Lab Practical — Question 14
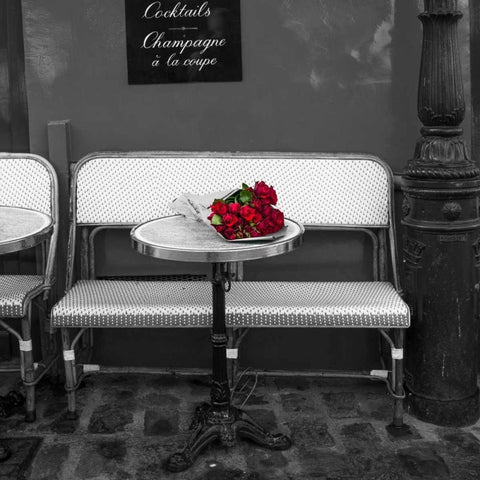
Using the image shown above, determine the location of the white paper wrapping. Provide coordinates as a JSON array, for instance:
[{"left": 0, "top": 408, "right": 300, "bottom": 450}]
[{"left": 170, "top": 189, "right": 237, "bottom": 226}]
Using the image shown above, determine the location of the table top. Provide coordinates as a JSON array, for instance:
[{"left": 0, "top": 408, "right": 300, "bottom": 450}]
[
  {"left": 131, "top": 215, "right": 304, "bottom": 264},
  {"left": 0, "top": 206, "right": 53, "bottom": 255}
]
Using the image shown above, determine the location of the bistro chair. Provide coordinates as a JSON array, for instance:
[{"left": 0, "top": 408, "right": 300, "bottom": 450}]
[{"left": 0, "top": 153, "right": 59, "bottom": 421}]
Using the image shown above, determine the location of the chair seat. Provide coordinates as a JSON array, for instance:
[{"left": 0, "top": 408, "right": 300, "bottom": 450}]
[
  {"left": 51, "top": 280, "right": 409, "bottom": 328},
  {"left": 0, "top": 275, "right": 45, "bottom": 317}
]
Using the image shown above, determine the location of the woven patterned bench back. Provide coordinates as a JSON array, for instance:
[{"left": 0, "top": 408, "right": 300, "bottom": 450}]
[
  {"left": 0, "top": 154, "right": 55, "bottom": 216},
  {"left": 73, "top": 152, "right": 392, "bottom": 227}
]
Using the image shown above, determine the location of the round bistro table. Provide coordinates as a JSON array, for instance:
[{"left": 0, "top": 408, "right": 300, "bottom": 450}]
[
  {"left": 0, "top": 206, "right": 53, "bottom": 462},
  {"left": 131, "top": 215, "right": 304, "bottom": 472},
  {"left": 0, "top": 206, "right": 53, "bottom": 256}
]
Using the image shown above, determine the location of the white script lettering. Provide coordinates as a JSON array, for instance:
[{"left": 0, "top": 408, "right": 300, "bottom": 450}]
[{"left": 143, "top": 1, "right": 210, "bottom": 19}]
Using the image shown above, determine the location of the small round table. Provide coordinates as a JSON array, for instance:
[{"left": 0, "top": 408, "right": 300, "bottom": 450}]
[
  {"left": 0, "top": 206, "right": 53, "bottom": 256},
  {"left": 131, "top": 215, "right": 304, "bottom": 472},
  {"left": 0, "top": 205, "right": 53, "bottom": 462}
]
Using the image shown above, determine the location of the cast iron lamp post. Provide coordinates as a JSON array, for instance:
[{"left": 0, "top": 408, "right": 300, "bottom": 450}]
[{"left": 402, "top": 0, "right": 480, "bottom": 426}]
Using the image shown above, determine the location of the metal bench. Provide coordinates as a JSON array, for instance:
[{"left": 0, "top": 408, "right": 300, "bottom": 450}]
[{"left": 51, "top": 151, "right": 409, "bottom": 427}]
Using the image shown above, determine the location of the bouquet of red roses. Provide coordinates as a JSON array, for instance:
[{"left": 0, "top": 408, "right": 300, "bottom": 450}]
[{"left": 208, "top": 181, "right": 285, "bottom": 240}]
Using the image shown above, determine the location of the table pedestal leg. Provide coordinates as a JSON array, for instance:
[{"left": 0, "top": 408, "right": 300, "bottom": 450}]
[{"left": 166, "top": 263, "right": 291, "bottom": 473}]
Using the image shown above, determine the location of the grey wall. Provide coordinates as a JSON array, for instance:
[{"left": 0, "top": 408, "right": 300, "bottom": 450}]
[
  {"left": 19, "top": 0, "right": 472, "bottom": 370},
  {"left": 21, "top": 0, "right": 428, "bottom": 172}
]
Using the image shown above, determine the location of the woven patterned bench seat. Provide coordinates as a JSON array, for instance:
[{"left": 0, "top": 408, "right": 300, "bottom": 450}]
[
  {"left": 0, "top": 275, "right": 44, "bottom": 317},
  {"left": 51, "top": 280, "right": 409, "bottom": 329},
  {"left": 51, "top": 280, "right": 212, "bottom": 328},
  {"left": 228, "top": 281, "right": 409, "bottom": 328}
]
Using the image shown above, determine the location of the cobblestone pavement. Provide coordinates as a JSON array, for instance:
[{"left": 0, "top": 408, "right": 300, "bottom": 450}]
[{"left": 1, "top": 372, "right": 480, "bottom": 479}]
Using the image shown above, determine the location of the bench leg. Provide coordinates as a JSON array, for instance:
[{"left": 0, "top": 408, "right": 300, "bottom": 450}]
[
  {"left": 20, "top": 307, "right": 36, "bottom": 422},
  {"left": 48, "top": 328, "right": 60, "bottom": 381},
  {"left": 61, "top": 328, "right": 78, "bottom": 418},
  {"left": 392, "top": 329, "right": 405, "bottom": 428},
  {"left": 227, "top": 328, "right": 236, "bottom": 389}
]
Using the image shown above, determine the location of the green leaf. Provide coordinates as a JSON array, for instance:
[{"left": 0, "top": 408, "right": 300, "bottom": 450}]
[
  {"left": 239, "top": 189, "right": 252, "bottom": 204},
  {"left": 211, "top": 214, "right": 223, "bottom": 225},
  {"left": 242, "top": 183, "right": 250, "bottom": 190}
]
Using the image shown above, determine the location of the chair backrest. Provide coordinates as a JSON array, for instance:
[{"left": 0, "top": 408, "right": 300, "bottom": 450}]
[
  {"left": 73, "top": 152, "right": 392, "bottom": 228},
  {"left": 0, "top": 153, "right": 59, "bottom": 287},
  {"left": 0, "top": 154, "right": 55, "bottom": 216}
]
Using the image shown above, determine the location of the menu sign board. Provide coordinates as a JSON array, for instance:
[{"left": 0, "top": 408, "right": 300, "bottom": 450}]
[{"left": 125, "top": 0, "right": 242, "bottom": 84}]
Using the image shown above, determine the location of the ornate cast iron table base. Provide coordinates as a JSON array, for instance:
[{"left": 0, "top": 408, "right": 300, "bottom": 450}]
[
  {"left": 166, "top": 264, "right": 292, "bottom": 473},
  {"left": 167, "top": 403, "right": 291, "bottom": 472}
]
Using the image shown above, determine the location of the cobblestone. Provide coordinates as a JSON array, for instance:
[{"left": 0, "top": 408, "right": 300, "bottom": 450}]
[
  {"left": 397, "top": 444, "right": 450, "bottom": 479},
  {"left": 143, "top": 408, "right": 178, "bottom": 436},
  {"left": 288, "top": 417, "right": 335, "bottom": 449},
  {"left": 74, "top": 439, "right": 128, "bottom": 479},
  {"left": 242, "top": 409, "right": 278, "bottom": 433},
  {"left": 97, "top": 440, "right": 127, "bottom": 460},
  {"left": 341, "top": 422, "right": 381, "bottom": 453},
  {"left": 280, "top": 392, "right": 316, "bottom": 412},
  {"left": 439, "top": 429, "right": 480, "bottom": 454},
  {"left": 27, "top": 443, "right": 69, "bottom": 480},
  {"left": 88, "top": 404, "right": 134, "bottom": 434},
  {"left": 323, "top": 391, "right": 360, "bottom": 418}
]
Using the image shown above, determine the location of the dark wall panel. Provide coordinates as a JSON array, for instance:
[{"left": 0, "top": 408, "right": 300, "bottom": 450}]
[{"left": 0, "top": 0, "right": 29, "bottom": 152}]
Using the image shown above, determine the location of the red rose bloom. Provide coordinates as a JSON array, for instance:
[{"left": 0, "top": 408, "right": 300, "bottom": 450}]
[
  {"left": 214, "top": 225, "right": 225, "bottom": 233},
  {"left": 254, "top": 181, "right": 271, "bottom": 199},
  {"left": 267, "top": 218, "right": 278, "bottom": 233},
  {"left": 222, "top": 213, "right": 239, "bottom": 227},
  {"left": 223, "top": 228, "right": 236, "bottom": 240},
  {"left": 240, "top": 205, "right": 256, "bottom": 222},
  {"left": 211, "top": 201, "right": 227, "bottom": 216},
  {"left": 269, "top": 187, "right": 278, "bottom": 206},
  {"left": 252, "top": 198, "right": 263, "bottom": 210},
  {"left": 257, "top": 219, "right": 275, "bottom": 235},
  {"left": 251, "top": 211, "right": 262, "bottom": 224},
  {"left": 262, "top": 204, "right": 273, "bottom": 216},
  {"left": 271, "top": 209, "right": 284, "bottom": 227},
  {"left": 229, "top": 202, "right": 241, "bottom": 214}
]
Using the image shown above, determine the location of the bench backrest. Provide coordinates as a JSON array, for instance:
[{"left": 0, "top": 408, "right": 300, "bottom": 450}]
[
  {"left": 67, "top": 152, "right": 399, "bottom": 290},
  {"left": 72, "top": 152, "right": 392, "bottom": 228}
]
